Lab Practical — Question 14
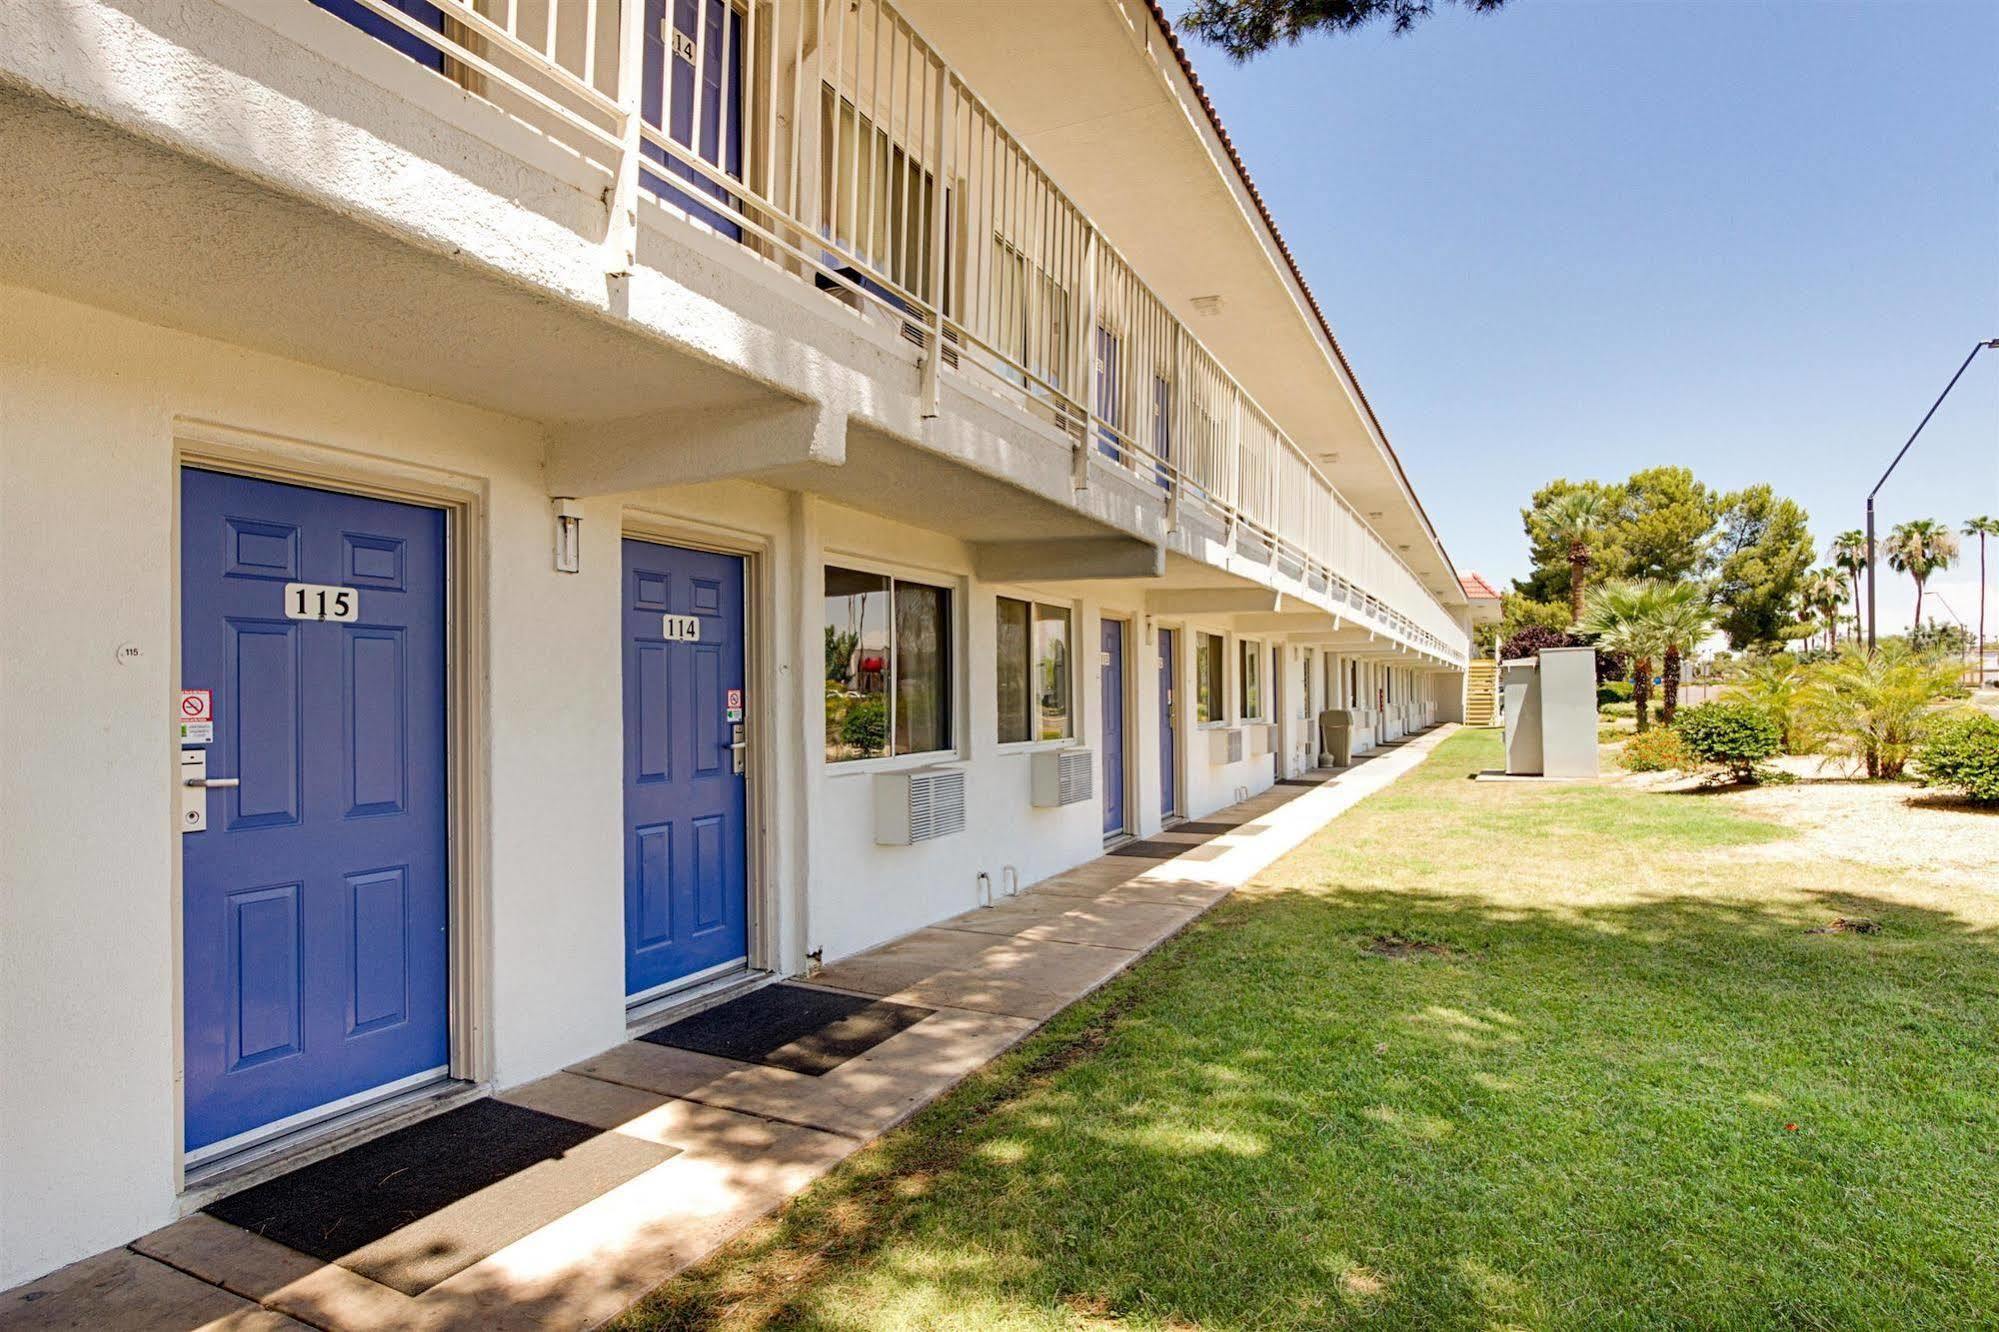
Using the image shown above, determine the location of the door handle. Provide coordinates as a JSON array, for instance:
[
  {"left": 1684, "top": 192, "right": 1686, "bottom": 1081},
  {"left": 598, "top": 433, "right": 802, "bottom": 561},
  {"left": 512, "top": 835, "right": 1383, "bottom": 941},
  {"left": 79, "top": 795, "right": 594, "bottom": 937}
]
[{"left": 184, "top": 777, "right": 240, "bottom": 788}]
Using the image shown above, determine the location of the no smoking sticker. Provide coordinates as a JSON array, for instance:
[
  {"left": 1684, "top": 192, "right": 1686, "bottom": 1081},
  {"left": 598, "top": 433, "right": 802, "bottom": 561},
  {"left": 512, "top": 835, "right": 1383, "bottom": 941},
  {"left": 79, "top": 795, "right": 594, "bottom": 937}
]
[{"left": 180, "top": 689, "right": 214, "bottom": 746}]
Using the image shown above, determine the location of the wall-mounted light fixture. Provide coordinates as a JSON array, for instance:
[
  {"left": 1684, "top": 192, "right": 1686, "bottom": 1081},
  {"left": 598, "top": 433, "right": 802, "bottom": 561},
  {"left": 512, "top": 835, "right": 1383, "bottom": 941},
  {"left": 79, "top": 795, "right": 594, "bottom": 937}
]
[{"left": 553, "top": 497, "right": 583, "bottom": 574}]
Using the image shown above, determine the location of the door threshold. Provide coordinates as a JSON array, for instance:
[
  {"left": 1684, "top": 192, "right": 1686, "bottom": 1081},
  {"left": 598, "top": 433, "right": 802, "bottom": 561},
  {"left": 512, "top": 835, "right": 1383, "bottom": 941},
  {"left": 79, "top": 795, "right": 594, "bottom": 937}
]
[
  {"left": 626, "top": 966, "right": 773, "bottom": 1036},
  {"left": 180, "top": 1076, "right": 484, "bottom": 1210},
  {"left": 1102, "top": 831, "right": 1135, "bottom": 850}
]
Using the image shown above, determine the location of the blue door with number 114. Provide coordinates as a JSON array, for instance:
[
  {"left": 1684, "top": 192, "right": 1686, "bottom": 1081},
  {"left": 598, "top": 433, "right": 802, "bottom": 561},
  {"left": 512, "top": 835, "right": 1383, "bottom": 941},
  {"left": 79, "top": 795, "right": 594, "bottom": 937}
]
[{"left": 622, "top": 539, "right": 750, "bottom": 1000}]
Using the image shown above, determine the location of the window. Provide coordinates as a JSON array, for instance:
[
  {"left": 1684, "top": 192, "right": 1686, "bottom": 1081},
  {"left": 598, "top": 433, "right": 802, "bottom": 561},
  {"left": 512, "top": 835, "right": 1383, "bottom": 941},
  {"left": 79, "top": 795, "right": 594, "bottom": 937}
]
[
  {"left": 820, "top": 86, "right": 938, "bottom": 303},
  {"left": 995, "top": 598, "right": 1072, "bottom": 743},
  {"left": 1195, "top": 632, "right": 1224, "bottom": 724},
  {"left": 991, "top": 236, "right": 1071, "bottom": 391},
  {"left": 824, "top": 566, "right": 953, "bottom": 762},
  {"left": 1239, "top": 639, "right": 1264, "bottom": 720},
  {"left": 1093, "top": 325, "right": 1122, "bottom": 460},
  {"left": 1299, "top": 649, "right": 1315, "bottom": 719}
]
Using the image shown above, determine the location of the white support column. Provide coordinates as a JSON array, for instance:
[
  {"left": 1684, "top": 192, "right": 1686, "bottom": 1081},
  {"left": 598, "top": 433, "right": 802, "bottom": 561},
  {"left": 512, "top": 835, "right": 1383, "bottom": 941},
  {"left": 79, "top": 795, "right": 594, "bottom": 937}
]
[{"left": 602, "top": 0, "right": 648, "bottom": 276}]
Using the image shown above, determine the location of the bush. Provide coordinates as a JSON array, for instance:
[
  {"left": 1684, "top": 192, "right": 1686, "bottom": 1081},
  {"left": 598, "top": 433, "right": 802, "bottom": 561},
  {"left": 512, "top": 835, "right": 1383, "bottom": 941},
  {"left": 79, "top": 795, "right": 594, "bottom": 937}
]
[
  {"left": 1501, "top": 624, "right": 1577, "bottom": 661},
  {"left": 1674, "top": 701, "right": 1780, "bottom": 783},
  {"left": 839, "top": 695, "right": 888, "bottom": 756},
  {"left": 1619, "top": 727, "right": 1693, "bottom": 773},
  {"left": 1801, "top": 644, "right": 1961, "bottom": 779},
  {"left": 1915, "top": 713, "right": 1999, "bottom": 803},
  {"left": 1597, "top": 681, "right": 1634, "bottom": 706},
  {"left": 1600, "top": 700, "right": 1636, "bottom": 719}
]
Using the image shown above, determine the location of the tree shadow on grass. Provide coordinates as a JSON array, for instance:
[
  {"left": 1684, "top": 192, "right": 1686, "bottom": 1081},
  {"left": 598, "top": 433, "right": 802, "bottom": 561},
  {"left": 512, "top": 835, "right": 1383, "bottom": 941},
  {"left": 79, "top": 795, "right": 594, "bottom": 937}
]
[{"left": 613, "top": 884, "right": 1999, "bottom": 1332}]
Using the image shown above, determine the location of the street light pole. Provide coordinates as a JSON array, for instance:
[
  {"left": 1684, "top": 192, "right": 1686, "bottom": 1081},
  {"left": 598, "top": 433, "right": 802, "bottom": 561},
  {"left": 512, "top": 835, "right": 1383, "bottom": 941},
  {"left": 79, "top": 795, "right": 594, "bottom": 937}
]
[{"left": 1866, "top": 338, "right": 1999, "bottom": 652}]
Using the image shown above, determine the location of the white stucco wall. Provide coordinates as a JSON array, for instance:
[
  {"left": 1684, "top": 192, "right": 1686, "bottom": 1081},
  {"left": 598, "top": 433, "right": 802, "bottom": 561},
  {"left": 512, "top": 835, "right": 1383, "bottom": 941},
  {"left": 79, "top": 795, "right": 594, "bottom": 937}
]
[{"left": 0, "top": 286, "right": 630, "bottom": 1286}]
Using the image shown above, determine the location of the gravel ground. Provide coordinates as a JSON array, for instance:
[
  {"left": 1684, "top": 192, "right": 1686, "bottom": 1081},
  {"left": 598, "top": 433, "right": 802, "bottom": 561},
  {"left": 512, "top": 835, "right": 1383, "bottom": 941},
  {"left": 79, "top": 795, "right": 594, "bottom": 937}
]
[{"left": 1611, "top": 750, "right": 1999, "bottom": 891}]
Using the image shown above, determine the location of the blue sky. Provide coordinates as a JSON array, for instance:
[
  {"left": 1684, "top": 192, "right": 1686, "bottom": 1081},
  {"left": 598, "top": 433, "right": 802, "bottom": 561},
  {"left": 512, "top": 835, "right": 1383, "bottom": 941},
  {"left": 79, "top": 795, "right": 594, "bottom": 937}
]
[{"left": 1165, "top": 0, "right": 1998, "bottom": 633}]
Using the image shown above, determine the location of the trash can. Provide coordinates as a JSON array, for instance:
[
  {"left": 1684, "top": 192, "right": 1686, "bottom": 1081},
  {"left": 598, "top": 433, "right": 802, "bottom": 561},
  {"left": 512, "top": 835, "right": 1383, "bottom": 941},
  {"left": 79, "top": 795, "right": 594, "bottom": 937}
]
[{"left": 1318, "top": 708, "right": 1355, "bottom": 767}]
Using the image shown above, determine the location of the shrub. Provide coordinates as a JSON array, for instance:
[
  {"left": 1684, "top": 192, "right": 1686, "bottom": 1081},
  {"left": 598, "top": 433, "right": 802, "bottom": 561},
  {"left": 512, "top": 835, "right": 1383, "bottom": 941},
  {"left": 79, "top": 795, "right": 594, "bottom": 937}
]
[
  {"left": 1501, "top": 624, "right": 1576, "bottom": 661},
  {"left": 1723, "top": 653, "right": 1815, "bottom": 754},
  {"left": 839, "top": 695, "right": 888, "bottom": 756},
  {"left": 1600, "top": 700, "right": 1636, "bottom": 719},
  {"left": 1674, "top": 701, "right": 1780, "bottom": 783},
  {"left": 1914, "top": 713, "right": 1999, "bottom": 803},
  {"left": 1619, "top": 727, "right": 1693, "bottom": 773},
  {"left": 1801, "top": 644, "right": 1961, "bottom": 779},
  {"left": 1597, "top": 680, "right": 1634, "bottom": 706}
]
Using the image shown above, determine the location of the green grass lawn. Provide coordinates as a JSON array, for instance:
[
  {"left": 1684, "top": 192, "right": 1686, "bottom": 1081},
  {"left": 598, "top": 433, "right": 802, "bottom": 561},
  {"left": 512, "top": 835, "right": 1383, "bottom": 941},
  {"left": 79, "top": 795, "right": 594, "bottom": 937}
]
[{"left": 619, "top": 730, "right": 1999, "bottom": 1331}]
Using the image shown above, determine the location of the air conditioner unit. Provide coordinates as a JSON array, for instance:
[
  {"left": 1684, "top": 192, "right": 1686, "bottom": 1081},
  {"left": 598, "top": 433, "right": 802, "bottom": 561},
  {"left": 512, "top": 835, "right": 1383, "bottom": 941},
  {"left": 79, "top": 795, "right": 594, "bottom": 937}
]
[
  {"left": 1247, "top": 724, "right": 1275, "bottom": 757},
  {"left": 1208, "top": 727, "right": 1245, "bottom": 764},
  {"left": 1030, "top": 747, "right": 1094, "bottom": 807},
  {"left": 874, "top": 767, "right": 967, "bottom": 845}
]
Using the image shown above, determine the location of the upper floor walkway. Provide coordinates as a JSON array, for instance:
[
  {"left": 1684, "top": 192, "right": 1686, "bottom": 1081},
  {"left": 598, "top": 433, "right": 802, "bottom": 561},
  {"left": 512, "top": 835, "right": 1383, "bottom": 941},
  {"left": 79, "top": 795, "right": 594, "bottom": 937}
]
[{"left": 0, "top": 0, "right": 1470, "bottom": 664}]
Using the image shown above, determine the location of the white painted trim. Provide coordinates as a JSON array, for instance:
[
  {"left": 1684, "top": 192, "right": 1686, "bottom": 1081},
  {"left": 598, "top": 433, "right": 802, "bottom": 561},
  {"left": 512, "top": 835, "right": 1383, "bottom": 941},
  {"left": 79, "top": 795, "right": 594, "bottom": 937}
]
[{"left": 171, "top": 420, "right": 494, "bottom": 1193}]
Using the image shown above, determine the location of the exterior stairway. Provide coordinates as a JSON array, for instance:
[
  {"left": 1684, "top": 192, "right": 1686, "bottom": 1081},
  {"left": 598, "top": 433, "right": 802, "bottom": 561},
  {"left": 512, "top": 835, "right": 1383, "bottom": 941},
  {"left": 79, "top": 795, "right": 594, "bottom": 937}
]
[{"left": 1465, "top": 658, "right": 1499, "bottom": 726}]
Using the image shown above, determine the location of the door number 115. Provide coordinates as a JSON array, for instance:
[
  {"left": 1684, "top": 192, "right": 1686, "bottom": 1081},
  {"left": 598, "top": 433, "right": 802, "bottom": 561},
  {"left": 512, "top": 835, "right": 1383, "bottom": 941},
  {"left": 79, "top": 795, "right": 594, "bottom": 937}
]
[{"left": 284, "top": 582, "right": 359, "bottom": 623}]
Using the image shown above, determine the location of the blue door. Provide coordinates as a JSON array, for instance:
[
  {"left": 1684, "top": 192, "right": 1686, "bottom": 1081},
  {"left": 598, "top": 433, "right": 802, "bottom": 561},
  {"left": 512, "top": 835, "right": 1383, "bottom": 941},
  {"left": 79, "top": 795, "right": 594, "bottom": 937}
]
[
  {"left": 642, "top": 0, "right": 745, "bottom": 240},
  {"left": 1157, "top": 628, "right": 1177, "bottom": 819},
  {"left": 1100, "top": 618, "right": 1126, "bottom": 838},
  {"left": 622, "top": 539, "right": 750, "bottom": 1000},
  {"left": 309, "top": 0, "right": 446, "bottom": 70},
  {"left": 180, "top": 469, "right": 449, "bottom": 1156}
]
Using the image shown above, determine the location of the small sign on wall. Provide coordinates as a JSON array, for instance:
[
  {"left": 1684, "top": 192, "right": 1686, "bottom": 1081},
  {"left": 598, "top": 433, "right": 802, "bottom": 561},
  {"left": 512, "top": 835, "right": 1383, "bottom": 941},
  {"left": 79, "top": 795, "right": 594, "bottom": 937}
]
[
  {"left": 662, "top": 614, "right": 702, "bottom": 642},
  {"left": 725, "top": 687, "right": 744, "bottom": 722}
]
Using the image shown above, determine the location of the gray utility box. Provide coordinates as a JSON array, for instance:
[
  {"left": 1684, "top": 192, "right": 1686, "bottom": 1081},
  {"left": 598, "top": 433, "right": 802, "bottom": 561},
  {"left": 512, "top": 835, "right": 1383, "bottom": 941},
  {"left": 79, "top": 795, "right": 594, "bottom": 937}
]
[
  {"left": 1318, "top": 708, "right": 1355, "bottom": 768},
  {"left": 1501, "top": 659, "right": 1543, "bottom": 775},
  {"left": 1537, "top": 647, "right": 1600, "bottom": 779},
  {"left": 1501, "top": 646, "right": 1599, "bottom": 779}
]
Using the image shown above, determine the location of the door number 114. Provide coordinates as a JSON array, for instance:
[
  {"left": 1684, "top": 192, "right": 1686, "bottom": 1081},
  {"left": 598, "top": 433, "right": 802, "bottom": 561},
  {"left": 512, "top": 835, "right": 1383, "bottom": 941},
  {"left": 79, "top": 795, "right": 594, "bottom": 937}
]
[{"left": 284, "top": 582, "right": 359, "bottom": 623}]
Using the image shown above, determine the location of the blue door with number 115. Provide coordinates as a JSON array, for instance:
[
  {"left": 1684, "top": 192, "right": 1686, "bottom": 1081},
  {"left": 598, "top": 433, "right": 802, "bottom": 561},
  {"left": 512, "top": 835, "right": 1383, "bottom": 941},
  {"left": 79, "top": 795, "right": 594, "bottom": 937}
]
[{"left": 179, "top": 468, "right": 450, "bottom": 1157}]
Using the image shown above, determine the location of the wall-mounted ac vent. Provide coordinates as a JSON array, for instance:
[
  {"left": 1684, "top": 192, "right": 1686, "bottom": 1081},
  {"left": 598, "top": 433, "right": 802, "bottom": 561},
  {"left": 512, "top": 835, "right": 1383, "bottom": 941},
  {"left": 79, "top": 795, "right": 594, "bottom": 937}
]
[
  {"left": 1208, "top": 727, "right": 1245, "bottom": 765},
  {"left": 899, "top": 320, "right": 962, "bottom": 369},
  {"left": 874, "top": 767, "right": 967, "bottom": 845},
  {"left": 1030, "top": 748, "right": 1094, "bottom": 807}
]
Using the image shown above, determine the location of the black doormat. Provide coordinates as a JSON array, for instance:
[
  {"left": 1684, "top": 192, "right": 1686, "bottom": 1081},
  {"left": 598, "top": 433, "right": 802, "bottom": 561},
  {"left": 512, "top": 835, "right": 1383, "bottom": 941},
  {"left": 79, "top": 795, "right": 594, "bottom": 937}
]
[
  {"left": 205, "top": 1098, "right": 677, "bottom": 1296},
  {"left": 639, "top": 982, "right": 933, "bottom": 1075},
  {"left": 1107, "top": 838, "right": 1198, "bottom": 859},
  {"left": 1276, "top": 776, "right": 1331, "bottom": 787}
]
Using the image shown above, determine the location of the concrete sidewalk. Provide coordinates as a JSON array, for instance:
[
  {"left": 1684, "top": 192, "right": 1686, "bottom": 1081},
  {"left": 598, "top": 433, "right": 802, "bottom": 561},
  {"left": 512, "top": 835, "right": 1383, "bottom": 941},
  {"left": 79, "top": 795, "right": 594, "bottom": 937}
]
[{"left": 4, "top": 726, "right": 1457, "bottom": 1331}]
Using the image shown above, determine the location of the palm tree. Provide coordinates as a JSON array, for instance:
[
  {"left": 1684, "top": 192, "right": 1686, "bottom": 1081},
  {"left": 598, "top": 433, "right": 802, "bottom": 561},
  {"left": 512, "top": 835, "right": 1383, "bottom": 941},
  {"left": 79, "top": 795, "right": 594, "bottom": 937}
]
[
  {"left": 1724, "top": 653, "right": 1811, "bottom": 754},
  {"left": 1965, "top": 517, "right": 1998, "bottom": 686},
  {"left": 1581, "top": 580, "right": 1669, "bottom": 732},
  {"left": 1802, "top": 642, "right": 1960, "bottom": 779},
  {"left": 1830, "top": 530, "right": 1870, "bottom": 638},
  {"left": 1800, "top": 568, "right": 1845, "bottom": 651},
  {"left": 1645, "top": 582, "right": 1714, "bottom": 724},
  {"left": 1885, "top": 519, "right": 1959, "bottom": 633},
  {"left": 1545, "top": 489, "right": 1611, "bottom": 625}
]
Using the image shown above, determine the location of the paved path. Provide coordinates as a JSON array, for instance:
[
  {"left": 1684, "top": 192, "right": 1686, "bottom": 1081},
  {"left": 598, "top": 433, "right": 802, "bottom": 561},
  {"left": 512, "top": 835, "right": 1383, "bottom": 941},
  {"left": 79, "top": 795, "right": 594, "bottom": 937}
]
[{"left": 3, "top": 727, "right": 1458, "bottom": 1331}]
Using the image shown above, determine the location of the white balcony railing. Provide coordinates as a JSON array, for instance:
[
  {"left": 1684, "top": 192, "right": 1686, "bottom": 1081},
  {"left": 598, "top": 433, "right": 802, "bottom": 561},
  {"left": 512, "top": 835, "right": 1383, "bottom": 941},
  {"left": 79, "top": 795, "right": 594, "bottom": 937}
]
[{"left": 330, "top": 0, "right": 1467, "bottom": 662}]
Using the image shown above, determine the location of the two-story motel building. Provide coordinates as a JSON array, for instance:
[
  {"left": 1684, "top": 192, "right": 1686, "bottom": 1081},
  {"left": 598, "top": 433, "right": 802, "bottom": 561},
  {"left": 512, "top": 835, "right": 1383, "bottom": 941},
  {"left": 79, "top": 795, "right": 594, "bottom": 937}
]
[{"left": 0, "top": 0, "right": 1478, "bottom": 1287}]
